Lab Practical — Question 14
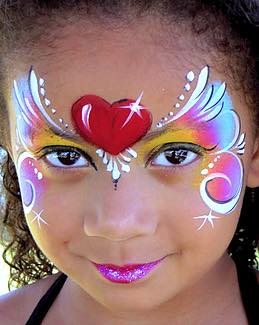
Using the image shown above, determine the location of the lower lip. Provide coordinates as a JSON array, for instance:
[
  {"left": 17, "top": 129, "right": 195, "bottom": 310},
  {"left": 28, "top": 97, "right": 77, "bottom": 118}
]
[{"left": 92, "top": 257, "right": 166, "bottom": 284}]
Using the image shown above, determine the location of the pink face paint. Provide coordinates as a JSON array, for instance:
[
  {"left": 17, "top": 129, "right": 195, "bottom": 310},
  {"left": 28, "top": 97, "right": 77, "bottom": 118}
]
[
  {"left": 17, "top": 152, "right": 48, "bottom": 228},
  {"left": 13, "top": 68, "right": 76, "bottom": 151},
  {"left": 157, "top": 66, "right": 245, "bottom": 229},
  {"left": 14, "top": 68, "right": 153, "bottom": 188}
]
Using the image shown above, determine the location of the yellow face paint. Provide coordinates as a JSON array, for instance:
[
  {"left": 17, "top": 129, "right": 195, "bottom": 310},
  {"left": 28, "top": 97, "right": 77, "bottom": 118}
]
[
  {"left": 137, "top": 128, "right": 205, "bottom": 164},
  {"left": 29, "top": 131, "right": 96, "bottom": 158}
]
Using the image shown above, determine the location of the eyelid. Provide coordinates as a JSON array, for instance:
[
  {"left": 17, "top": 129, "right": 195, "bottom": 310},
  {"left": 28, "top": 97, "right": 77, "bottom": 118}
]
[
  {"left": 39, "top": 145, "right": 97, "bottom": 170},
  {"left": 145, "top": 142, "right": 205, "bottom": 167}
]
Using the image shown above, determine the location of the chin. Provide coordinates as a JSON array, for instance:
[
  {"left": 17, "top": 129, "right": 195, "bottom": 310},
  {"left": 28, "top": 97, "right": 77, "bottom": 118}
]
[{"left": 92, "top": 286, "right": 170, "bottom": 313}]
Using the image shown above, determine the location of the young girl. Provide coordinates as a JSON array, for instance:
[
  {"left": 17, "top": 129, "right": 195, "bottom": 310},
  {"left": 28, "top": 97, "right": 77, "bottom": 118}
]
[{"left": 0, "top": 1, "right": 258, "bottom": 324}]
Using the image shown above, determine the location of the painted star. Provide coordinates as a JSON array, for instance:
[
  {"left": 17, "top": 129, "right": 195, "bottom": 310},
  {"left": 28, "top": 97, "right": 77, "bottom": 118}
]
[
  {"left": 193, "top": 210, "right": 220, "bottom": 230},
  {"left": 119, "top": 91, "right": 145, "bottom": 128},
  {"left": 31, "top": 209, "right": 49, "bottom": 229}
]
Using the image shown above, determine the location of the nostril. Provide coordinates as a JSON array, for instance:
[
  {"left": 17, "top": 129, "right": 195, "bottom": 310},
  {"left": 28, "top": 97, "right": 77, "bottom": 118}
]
[{"left": 83, "top": 213, "right": 157, "bottom": 241}]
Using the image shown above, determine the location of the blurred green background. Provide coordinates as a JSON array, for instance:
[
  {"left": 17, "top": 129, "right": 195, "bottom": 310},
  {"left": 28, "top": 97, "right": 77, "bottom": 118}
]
[{"left": 0, "top": 246, "right": 10, "bottom": 295}]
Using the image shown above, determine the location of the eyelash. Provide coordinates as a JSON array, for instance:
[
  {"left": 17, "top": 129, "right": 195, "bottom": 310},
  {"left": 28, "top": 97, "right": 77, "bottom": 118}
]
[
  {"left": 40, "top": 145, "right": 97, "bottom": 172},
  {"left": 146, "top": 142, "right": 205, "bottom": 169},
  {"left": 38, "top": 142, "right": 205, "bottom": 175}
]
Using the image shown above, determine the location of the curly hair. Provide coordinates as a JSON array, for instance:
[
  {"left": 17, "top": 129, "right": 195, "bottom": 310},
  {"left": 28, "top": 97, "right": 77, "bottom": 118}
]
[{"left": 0, "top": 0, "right": 258, "bottom": 291}]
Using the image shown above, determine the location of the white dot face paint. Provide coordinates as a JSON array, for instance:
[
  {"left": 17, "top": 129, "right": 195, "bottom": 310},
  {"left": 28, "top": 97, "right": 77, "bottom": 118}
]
[
  {"left": 17, "top": 152, "right": 49, "bottom": 229},
  {"left": 13, "top": 67, "right": 154, "bottom": 190},
  {"left": 156, "top": 65, "right": 246, "bottom": 230},
  {"left": 71, "top": 91, "right": 153, "bottom": 188}
]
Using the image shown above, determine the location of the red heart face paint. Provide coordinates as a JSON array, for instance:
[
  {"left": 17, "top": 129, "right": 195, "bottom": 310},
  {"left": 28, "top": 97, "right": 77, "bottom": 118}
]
[
  {"left": 14, "top": 68, "right": 152, "bottom": 187},
  {"left": 13, "top": 65, "right": 246, "bottom": 230},
  {"left": 71, "top": 93, "right": 152, "bottom": 155},
  {"left": 157, "top": 66, "right": 245, "bottom": 230}
]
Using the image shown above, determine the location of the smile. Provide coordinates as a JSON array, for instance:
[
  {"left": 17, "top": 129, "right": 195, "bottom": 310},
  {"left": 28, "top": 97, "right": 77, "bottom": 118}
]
[{"left": 91, "top": 256, "right": 166, "bottom": 284}]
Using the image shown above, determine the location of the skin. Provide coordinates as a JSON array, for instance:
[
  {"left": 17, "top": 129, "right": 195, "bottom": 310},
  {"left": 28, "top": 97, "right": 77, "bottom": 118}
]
[{"left": 3, "top": 16, "right": 259, "bottom": 324}]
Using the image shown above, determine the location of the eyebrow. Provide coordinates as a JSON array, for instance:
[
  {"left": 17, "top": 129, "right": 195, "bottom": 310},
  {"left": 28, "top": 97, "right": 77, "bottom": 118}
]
[
  {"left": 48, "top": 123, "right": 174, "bottom": 145},
  {"left": 141, "top": 125, "right": 177, "bottom": 142},
  {"left": 48, "top": 127, "right": 82, "bottom": 142}
]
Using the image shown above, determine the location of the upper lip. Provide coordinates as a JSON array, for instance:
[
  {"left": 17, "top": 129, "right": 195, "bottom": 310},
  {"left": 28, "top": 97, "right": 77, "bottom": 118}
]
[{"left": 91, "top": 255, "right": 167, "bottom": 267}]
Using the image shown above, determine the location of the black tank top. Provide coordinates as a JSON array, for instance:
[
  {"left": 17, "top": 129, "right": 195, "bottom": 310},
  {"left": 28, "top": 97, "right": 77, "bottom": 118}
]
[{"left": 25, "top": 263, "right": 258, "bottom": 325}]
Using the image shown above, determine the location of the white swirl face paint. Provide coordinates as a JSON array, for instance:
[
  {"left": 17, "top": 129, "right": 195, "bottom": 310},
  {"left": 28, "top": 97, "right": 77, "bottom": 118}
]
[
  {"left": 157, "top": 66, "right": 245, "bottom": 230},
  {"left": 17, "top": 152, "right": 48, "bottom": 229}
]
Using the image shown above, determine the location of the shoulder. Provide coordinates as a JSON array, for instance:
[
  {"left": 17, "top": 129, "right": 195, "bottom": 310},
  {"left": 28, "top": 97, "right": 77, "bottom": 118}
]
[{"left": 0, "top": 272, "right": 62, "bottom": 324}]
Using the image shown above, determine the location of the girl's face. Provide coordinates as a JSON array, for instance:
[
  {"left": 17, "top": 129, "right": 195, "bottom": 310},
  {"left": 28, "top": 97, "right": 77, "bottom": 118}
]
[{"left": 6, "top": 19, "right": 259, "bottom": 311}]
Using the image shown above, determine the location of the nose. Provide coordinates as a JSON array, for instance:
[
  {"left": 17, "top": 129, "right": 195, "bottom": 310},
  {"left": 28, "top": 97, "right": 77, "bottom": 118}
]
[{"left": 83, "top": 174, "right": 159, "bottom": 241}]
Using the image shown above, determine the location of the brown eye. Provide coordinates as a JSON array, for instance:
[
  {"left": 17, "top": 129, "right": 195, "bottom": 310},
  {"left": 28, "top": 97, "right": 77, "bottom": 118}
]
[
  {"left": 151, "top": 147, "right": 199, "bottom": 167},
  {"left": 56, "top": 151, "right": 80, "bottom": 166},
  {"left": 45, "top": 150, "right": 89, "bottom": 168},
  {"left": 164, "top": 149, "right": 189, "bottom": 165}
]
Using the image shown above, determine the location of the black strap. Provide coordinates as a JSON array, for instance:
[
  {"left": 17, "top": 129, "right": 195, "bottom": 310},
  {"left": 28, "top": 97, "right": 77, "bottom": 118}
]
[
  {"left": 25, "top": 264, "right": 258, "bottom": 324},
  {"left": 25, "top": 273, "right": 67, "bottom": 325},
  {"left": 235, "top": 262, "right": 259, "bottom": 325}
]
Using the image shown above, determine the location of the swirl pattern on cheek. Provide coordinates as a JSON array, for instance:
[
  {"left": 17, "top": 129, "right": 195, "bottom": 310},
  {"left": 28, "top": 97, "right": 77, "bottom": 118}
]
[
  {"left": 17, "top": 152, "right": 48, "bottom": 228},
  {"left": 200, "top": 151, "right": 243, "bottom": 214},
  {"left": 157, "top": 66, "right": 245, "bottom": 230}
]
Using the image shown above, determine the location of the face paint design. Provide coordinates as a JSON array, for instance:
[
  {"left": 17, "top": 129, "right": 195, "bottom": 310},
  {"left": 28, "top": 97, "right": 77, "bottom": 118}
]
[
  {"left": 14, "top": 68, "right": 153, "bottom": 188},
  {"left": 72, "top": 92, "right": 152, "bottom": 185},
  {"left": 17, "top": 151, "right": 48, "bottom": 229},
  {"left": 13, "top": 68, "right": 73, "bottom": 228},
  {"left": 13, "top": 68, "right": 76, "bottom": 151},
  {"left": 157, "top": 66, "right": 245, "bottom": 230}
]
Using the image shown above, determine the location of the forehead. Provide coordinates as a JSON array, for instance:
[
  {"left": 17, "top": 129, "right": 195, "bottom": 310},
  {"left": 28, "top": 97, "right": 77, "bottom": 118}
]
[
  {"left": 8, "top": 17, "right": 250, "bottom": 132},
  {"left": 8, "top": 19, "right": 203, "bottom": 114}
]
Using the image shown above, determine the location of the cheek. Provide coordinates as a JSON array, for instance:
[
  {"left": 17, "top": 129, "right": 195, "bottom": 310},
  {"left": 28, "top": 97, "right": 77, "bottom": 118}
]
[
  {"left": 35, "top": 178, "right": 87, "bottom": 241},
  {"left": 17, "top": 153, "right": 84, "bottom": 248},
  {"left": 199, "top": 152, "right": 243, "bottom": 214},
  {"left": 17, "top": 152, "right": 46, "bottom": 215}
]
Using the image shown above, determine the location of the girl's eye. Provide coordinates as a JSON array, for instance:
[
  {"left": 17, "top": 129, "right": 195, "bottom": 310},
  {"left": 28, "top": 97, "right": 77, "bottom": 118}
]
[
  {"left": 150, "top": 147, "right": 200, "bottom": 167},
  {"left": 44, "top": 150, "right": 89, "bottom": 168}
]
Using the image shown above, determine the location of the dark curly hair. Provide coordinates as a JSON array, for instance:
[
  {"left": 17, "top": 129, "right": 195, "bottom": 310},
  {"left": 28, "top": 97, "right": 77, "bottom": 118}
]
[{"left": 0, "top": 0, "right": 258, "bottom": 291}]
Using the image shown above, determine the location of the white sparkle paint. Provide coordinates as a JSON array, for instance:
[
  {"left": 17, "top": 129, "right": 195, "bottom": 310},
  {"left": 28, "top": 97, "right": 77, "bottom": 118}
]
[
  {"left": 193, "top": 210, "right": 220, "bottom": 230},
  {"left": 119, "top": 91, "right": 145, "bottom": 128},
  {"left": 31, "top": 209, "right": 49, "bottom": 229},
  {"left": 37, "top": 172, "right": 43, "bottom": 180},
  {"left": 44, "top": 98, "right": 51, "bottom": 106},
  {"left": 39, "top": 78, "right": 45, "bottom": 86},
  {"left": 40, "top": 87, "right": 46, "bottom": 96},
  {"left": 187, "top": 71, "right": 195, "bottom": 82},
  {"left": 184, "top": 83, "right": 191, "bottom": 91},
  {"left": 96, "top": 147, "right": 137, "bottom": 183},
  {"left": 200, "top": 165, "right": 242, "bottom": 215},
  {"left": 126, "top": 148, "right": 137, "bottom": 158},
  {"left": 29, "top": 69, "right": 65, "bottom": 133}
]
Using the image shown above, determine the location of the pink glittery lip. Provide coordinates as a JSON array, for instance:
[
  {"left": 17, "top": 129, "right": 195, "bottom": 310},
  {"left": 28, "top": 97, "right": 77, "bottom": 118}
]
[{"left": 92, "top": 257, "right": 166, "bottom": 283}]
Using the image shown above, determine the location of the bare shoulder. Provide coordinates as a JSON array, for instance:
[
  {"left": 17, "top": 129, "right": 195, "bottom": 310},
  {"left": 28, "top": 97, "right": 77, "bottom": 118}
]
[{"left": 0, "top": 272, "right": 62, "bottom": 324}]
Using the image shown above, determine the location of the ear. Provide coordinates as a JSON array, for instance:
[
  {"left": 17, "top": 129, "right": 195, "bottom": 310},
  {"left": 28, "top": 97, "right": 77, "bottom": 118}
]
[{"left": 247, "top": 137, "right": 259, "bottom": 188}]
